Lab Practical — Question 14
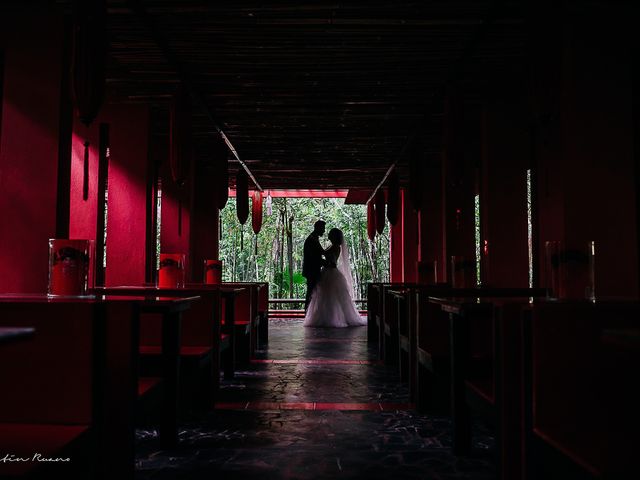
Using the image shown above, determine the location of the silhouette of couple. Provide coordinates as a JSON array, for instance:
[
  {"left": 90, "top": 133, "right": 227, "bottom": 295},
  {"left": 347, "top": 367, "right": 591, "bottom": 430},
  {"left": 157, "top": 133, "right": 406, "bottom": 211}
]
[{"left": 301, "top": 220, "right": 366, "bottom": 328}]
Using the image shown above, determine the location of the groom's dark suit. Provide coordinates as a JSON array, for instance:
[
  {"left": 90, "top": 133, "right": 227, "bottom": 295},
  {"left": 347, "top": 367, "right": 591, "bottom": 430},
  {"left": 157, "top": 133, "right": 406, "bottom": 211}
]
[{"left": 302, "top": 232, "right": 325, "bottom": 311}]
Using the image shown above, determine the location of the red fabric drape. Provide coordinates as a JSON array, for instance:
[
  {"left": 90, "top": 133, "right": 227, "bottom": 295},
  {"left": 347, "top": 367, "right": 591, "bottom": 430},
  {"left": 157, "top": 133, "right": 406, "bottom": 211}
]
[
  {"left": 367, "top": 201, "right": 376, "bottom": 241},
  {"left": 386, "top": 170, "right": 400, "bottom": 225},
  {"left": 252, "top": 190, "right": 263, "bottom": 234},
  {"left": 169, "top": 87, "right": 192, "bottom": 186},
  {"left": 236, "top": 169, "right": 249, "bottom": 225},
  {"left": 71, "top": 0, "right": 107, "bottom": 127},
  {"left": 214, "top": 136, "right": 229, "bottom": 210},
  {"left": 375, "top": 189, "right": 386, "bottom": 234}
]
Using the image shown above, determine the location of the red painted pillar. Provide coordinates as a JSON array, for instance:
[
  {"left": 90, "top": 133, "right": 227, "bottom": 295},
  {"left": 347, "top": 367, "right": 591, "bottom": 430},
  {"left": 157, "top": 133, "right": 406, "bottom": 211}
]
[
  {"left": 442, "top": 88, "right": 478, "bottom": 285},
  {"left": 418, "top": 161, "right": 445, "bottom": 283},
  {"left": 480, "top": 89, "right": 530, "bottom": 288},
  {"left": 402, "top": 190, "right": 419, "bottom": 282},
  {"left": 0, "top": 11, "right": 67, "bottom": 293},
  {"left": 103, "top": 105, "right": 150, "bottom": 287},
  {"left": 190, "top": 162, "right": 219, "bottom": 282},
  {"left": 390, "top": 193, "right": 403, "bottom": 282},
  {"left": 159, "top": 142, "right": 193, "bottom": 280}
]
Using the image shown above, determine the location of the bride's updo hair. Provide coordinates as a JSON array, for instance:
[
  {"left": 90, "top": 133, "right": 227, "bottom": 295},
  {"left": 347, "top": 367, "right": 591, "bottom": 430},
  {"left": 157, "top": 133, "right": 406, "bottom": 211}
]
[{"left": 328, "top": 228, "right": 344, "bottom": 245}]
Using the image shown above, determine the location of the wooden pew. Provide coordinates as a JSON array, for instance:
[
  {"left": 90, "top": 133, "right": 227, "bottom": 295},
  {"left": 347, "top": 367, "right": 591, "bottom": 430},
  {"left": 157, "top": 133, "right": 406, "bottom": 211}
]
[
  {"left": 0, "top": 296, "right": 139, "bottom": 479},
  {"left": 98, "top": 286, "right": 222, "bottom": 410},
  {"left": 415, "top": 288, "right": 453, "bottom": 412},
  {"left": 387, "top": 284, "right": 452, "bottom": 381},
  {"left": 367, "top": 283, "right": 384, "bottom": 344},
  {"left": 523, "top": 301, "right": 640, "bottom": 480},
  {"left": 439, "top": 297, "right": 537, "bottom": 480},
  {"left": 415, "top": 288, "right": 545, "bottom": 415},
  {"left": 256, "top": 282, "right": 269, "bottom": 347},
  {"left": 367, "top": 282, "right": 414, "bottom": 361},
  {"left": 102, "top": 283, "right": 259, "bottom": 382},
  {"left": 391, "top": 289, "right": 418, "bottom": 390},
  {"left": 218, "top": 282, "right": 262, "bottom": 362}
]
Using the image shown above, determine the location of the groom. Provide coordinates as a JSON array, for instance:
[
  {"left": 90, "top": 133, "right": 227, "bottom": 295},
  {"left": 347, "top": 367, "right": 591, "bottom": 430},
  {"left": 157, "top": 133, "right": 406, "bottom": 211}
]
[{"left": 302, "top": 220, "right": 326, "bottom": 311}]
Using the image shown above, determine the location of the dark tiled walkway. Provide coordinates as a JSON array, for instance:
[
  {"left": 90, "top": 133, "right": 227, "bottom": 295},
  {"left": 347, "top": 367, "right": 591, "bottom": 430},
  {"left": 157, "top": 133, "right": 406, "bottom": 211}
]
[{"left": 136, "top": 318, "right": 495, "bottom": 480}]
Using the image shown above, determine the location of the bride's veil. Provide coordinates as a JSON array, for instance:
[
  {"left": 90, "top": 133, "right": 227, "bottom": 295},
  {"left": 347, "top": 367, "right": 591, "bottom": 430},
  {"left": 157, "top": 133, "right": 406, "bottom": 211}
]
[{"left": 338, "top": 239, "right": 356, "bottom": 299}]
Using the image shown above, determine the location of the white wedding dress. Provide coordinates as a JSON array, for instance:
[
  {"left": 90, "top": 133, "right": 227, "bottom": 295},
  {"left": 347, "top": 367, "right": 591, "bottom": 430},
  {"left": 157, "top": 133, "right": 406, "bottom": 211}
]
[{"left": 303, "top": 243, "right": 367, "bottom": 328}]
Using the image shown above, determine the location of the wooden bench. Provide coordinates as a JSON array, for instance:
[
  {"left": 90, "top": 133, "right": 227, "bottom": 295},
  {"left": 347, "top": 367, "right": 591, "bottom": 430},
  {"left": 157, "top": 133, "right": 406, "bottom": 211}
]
[
  {"left": 256, "top": 282, "right": 269, "bottom": 347},
  {"left": 523, "top": 301, "right": 640, "bottom": 479},
  {"left": 367, "top": 282, "right": 384, "bottom": 344},
  {"left": 98, "top": 286, "right": 222, "bottom": 412},
  {"left": 440, "top": 297, "right": 539, "bottom": 480},
  {"left": 219, "top": 282, "right": 262, "bottom": 363},
  {"left": 414, "top": 288, "right": 545, "bottom": 415},
  {"left": 367, "top": 282, "right": 415, "bottom": 361}
]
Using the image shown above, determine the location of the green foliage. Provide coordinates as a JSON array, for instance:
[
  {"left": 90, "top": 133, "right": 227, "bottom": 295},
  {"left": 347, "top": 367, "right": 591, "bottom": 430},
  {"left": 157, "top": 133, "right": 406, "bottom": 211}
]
[{"left": 219, "top": 197, "right": 390, "bottom": 300}]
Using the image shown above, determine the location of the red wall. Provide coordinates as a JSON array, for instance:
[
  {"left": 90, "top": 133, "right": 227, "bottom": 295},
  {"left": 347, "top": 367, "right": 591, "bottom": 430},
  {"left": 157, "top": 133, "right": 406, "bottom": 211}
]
[
  {"left": 159, "top": 142, "right": 193, "bottom": 279},
  {"left": 103, "top": 105, "right": 149, "bottom": 286},
  {"left": 390, "top": 193, "right": 403, "bottom": 282},
  {"left": 418, "top": 162, "right": 446, "bottom": 282},
  {"left": 0, "top": 13, "right": 65, "bottom": 293},
  {"left": 442, "top": 96, "right": 478, "bottom": 285},
  {"left": 534, "top": 9, "right": 638, "bottom": 297},
  {"left": 191, "top": 163, "right": 219, "bottom": 282},
  {"left": 481, "top": 92, "right": 530, "bottom": 288},
  {"left": 69, "top": 122, "right": 100, "bottom": 240}
]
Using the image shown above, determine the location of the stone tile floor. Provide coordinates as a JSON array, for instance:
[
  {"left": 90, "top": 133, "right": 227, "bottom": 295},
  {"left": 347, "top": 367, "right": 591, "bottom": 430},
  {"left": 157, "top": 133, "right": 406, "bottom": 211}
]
[{"left": 135, "top": 318, "right": 495, "bottom": 480}]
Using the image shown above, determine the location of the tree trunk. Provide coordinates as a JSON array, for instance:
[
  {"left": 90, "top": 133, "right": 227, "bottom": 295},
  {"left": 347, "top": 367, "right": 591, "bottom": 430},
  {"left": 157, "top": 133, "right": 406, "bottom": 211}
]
[
  {"left": 279, "top": 208, "right": 285, "bottom": 298},
  {"left": 287, "top": 213, "right": 294, "bottom": 298},
  {"left": 254, "top": 235, "right": 259, "bottom": 281},
  {"left": 232, "top": 226, "right": 237, "bottom": 281}
]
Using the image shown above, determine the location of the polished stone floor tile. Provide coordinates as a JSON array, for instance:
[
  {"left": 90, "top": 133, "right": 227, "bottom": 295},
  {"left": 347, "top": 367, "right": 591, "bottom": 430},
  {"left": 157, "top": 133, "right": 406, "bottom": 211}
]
[{"left": 135, "top": 318, "right": 495, "bottom": 479}]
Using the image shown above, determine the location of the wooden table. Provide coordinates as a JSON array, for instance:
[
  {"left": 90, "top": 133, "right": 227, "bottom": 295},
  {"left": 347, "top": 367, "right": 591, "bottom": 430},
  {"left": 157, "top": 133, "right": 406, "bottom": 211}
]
[{"left": 134, "top": 295, "right": 200, "bottom": 447}]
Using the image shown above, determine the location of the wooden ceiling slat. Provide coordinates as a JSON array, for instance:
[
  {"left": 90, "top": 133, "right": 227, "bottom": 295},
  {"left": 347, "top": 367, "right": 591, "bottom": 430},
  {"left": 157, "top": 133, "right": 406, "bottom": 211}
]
[{"left": 98, "top": 0, "right": 526, "bottom": 189}]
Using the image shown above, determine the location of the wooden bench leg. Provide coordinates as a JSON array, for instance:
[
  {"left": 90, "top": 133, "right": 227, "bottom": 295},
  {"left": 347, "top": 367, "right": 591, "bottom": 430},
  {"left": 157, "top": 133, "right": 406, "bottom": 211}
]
[
  {"left": 160, "top": 311, "right": 181, "bottom": 448},
  {"left": 450, "top": 313, "right": 471, "bottom": 455}
]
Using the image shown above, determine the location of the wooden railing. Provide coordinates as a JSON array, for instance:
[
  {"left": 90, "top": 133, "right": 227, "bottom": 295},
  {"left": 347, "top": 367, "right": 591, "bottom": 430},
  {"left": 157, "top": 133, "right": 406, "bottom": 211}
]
[{"left": 268, "top": 298, "right": 367, "bottom": 310}]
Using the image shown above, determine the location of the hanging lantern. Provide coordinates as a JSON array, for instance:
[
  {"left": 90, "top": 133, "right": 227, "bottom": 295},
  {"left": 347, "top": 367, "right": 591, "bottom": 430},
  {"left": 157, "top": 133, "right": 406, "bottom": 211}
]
[
  {"left": 252, "top": 190, "right": 263, "bottom": 234},
  {"left": 386, "top": 170, "right": 400, "bottom": 225},
  {"left": 71, "top": 0, "right": 107, "bottom": 127},
  {"left": 213, "top": 135, "right": 229, "bottom": 210},
  {"left": 367, "top": 201, "right": 376, "bottom": 241},
  {"left": 375, "top": 189, "right": 386, "bottom": 234},
  {"left": 408, "top": 141, "right": 423, "bottom": 211},
  {"left": 169, "top": 86, "right": 192, "bottom": 186},
  {"left": 236, "top": 169, "right": 249, "bottom": 225}
]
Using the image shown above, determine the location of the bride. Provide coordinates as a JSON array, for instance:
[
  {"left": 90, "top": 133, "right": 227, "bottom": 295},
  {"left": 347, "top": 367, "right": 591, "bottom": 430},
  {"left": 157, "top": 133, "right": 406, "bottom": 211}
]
[{"left": 304, "top": 228, "right": 367, "bottom": 328}]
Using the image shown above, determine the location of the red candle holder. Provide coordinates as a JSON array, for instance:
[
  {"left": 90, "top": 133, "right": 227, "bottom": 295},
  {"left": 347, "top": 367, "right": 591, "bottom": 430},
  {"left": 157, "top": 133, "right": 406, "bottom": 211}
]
[
  {"left": 450, "top": 255, "right": 476, "bottom": 288},
  {"left": 417, "top": 260, "right": 437, "bottom": 285},
  {"left": 47, "top": 239, "right": 93, "bottom": 297},
  {"left": 545, "top": 240, "right": 596, "bottom": 301},
  {"left": 203, "top": 259, "right": 222, "bottom": 284},
  {"left": 158, "top": 253, "right": 186, "bottom": 288}
]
